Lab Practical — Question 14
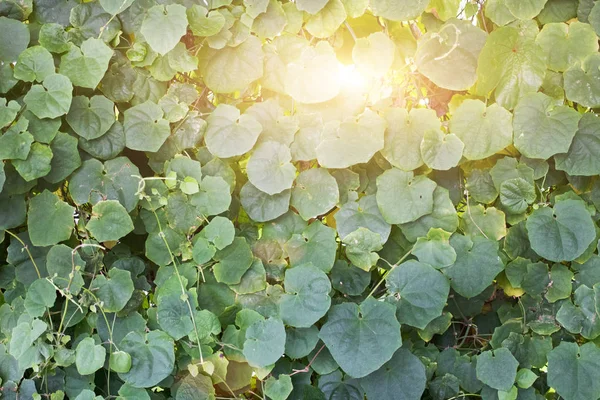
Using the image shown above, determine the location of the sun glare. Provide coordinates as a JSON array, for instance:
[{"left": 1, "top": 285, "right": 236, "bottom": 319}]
[{"left": 337, "top": 63, "right": 369, "bottom": 93}]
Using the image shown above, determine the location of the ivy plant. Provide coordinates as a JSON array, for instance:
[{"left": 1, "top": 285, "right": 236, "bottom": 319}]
[{"left": 1, "top": 0, "right": 600, "bottom": 399}]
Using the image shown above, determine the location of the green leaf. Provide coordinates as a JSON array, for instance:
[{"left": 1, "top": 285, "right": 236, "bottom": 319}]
[
  {"left": 536, "top": 21, "right": 598, "bottom": 72},
  {"left": 9, "top": 319, "right": 47, "bottom": 360},
  {"left": 450, "top": 100, "right": 513, "bottom": 160},
  {"left": 66, "top": 95, "right": 115, "bottom": 140},
  {"left": 175, "top": 374, "right": 215, "bottom": 400},
  {"left": 124, "top": 101, "right": 170, "bottom": 152},
  {"left": 291, "top": 168, "right": 339, "bottom": 221},
  {"left": 564, "top": 53, "right": 600, "bottom": 108},
  {"left": 304, "top": 0, "right": 346, "bottom": 39},
  {"left": 285, "top": 326, "right": 319, "bottom": 359},
  {"left": 547, "top": 342, "right": 600, "bottom": 400},
  {"left": 264, "top": 375, "right": 293, "bottom": 400},
  {"left": 0, "top": 17, "right": 30, "bottom": 62},
  {"left": 110, "top": 351, "right": 131, "bottom": 373},
  {"left": 556, "top": 285, "right": 600, "bottom": 339},
  {"left": 205, "top": 104, "right": 262, "bottom": 158},
  {"left": 319, "top": 297, "right": 402, "bottom": 378},
  {"left": 360, "top": 348, "right": 427, "bottom": 400},
  {"left": 343, "top": 228, "right": 383, "bottom": 271},
  {"left": 516, "top": 368, "right": 538, "bottom": 389},
  {"left": 59, "top": 39, "right": 113, "bottom": 89},
  {"left": 247, "top": 141, "right": 296, "bottom": 195},
  {"left": 555, "top": 114, "right": 600, "bottom": 176},
  {"left": 335, "top": 194, "right": 391, "bottom": 242},
  {"left": 140, "top": 4, "right": 188, "bottom": 55},
  {"left": 420, "top": 129, "right": 464, "bottom": 171},
  {"left": 199, "top": 35, "right": 264, "bottom": 93},
  {"left": 376, "top": 168, "right": 437, "bottom": 224},
  {"left": 44, "top": 131, "right": 81, "bottom": 184},
  {"left": 27, "top": 190, "right": 74, "bottom": 247},
  {"left": 330, "top": 260, "right": 370, "bottom": 296},
  {"left": 476, "top": 348, "right": 519, "bottom": 392},
  {"left": 370, "top": 0, "right": 429, "bottom": 20},
  {"left": 412, "top": 228, "right": 457, "bottom": 268},
  {"left": 0, "top": 122, "right": 34, "bottom": 161},
  {"left": 38, "top": 23, "right": 70, "bottom": 54},
  {"left": 280, "top": 263, "right": 332, "bottom": 328},
  {"left": 0, "top": 98, "right": 20, "bottom": 129},
  {"left": 476, "top": 26, "right": 546, "bottom": 109},
  {"left": 253, "top": 0, "right": 287, "bottom": 40},
  {"left": 499, "top": 178, "right": 536, "bottom": 214},
  {"left": 240, "top": 182, "right": 290, "bottom": 223},
  {"left": 202, "top": 216, "right": 234, "bottom": 250},
  {"left": 187, "top": 6, "right": 225, "bottom": 37},
  {"left": 23, "top": 73, "right": 73, "bottom": 119},
  {"left": 400, "top": 187, "right": 459, "bottom": 242},
  {"left": 285, "top": 221, "right": 337, "bottom": 272},
  {"left": 0, "top": 194, "right": 26, "bottom": 231},
  {"left": 118, "top": 331, "right": 175, "bottom": 388},
  {"left": 353, "top": 32, "right": 395, "bottom": 77},
  {"left": 213, "top": 237, "right": 254, "bottom": 285},
  {"left": 243, "top": 317, "right": 286, "bottom": 368},
  {"left": 13, "top": 46, "right": 55, "bottom": 82},
  {"left": 190, "top": 175, "right": 231, "bottom": 216},
  {"left": 13, "top": 142, "right": 53, "bottom": 181},
  {"left": 295, "top": 0, "right": 328, "bottom": 14},
  {"left": 76, "top": 337, "right": 106, "bottom": 376},
  {"left": 505, "top": 0, "right": 547, "bottom": 19},
  {"left": 460, "top": 204, "right": 507, "bottom": 240},
  {"left": 316, "top": 109, "right": 386, "bottom": 169},
  {"left": 443, "top": 234, "right": 504, "bottom": 298},
  {"left": 90, "top": 268, "right": 134, "bottom": 312},
  {"left": 514, "top": 92, "right": 581, "bottom": 159},
  {"left": 386, "top": 260, "right": 450, "bottom": 329},
  {"left": 46, "top": 244, "right": 85, "bottom": 294},
  {"left": 285, "top": 41, "right": 339, "bottom": 104},
  {"left": 99, "top": 0, "right": 135, "bottom": 14},
  {"left": 87, "top": 200, "right": 134, "bottom": 242},
  {"left": 24, "top": 278, "right": 56, "bottom": 317},
  {"left": 526, "top": 200, "right": 595, "bottom": 262},
  {"left": 416, "top": 20, "right": 487, "bottom": 91},
  {"left": 381, "top": 108, "right": 442, "bottom": 171}
]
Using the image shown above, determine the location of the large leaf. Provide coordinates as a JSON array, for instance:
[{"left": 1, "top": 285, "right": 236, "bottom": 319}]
[
  {"left": 27, "top": 190, "right": 74, "bottom": 247},
  {"left": 370, "top": 0, "right": 429, "bottom": 20},
  {"left": 199, "top": 35, "right": 264, "bottom": 93},
  {"left": 285, "top": 221, "right": 337, "bottom": 272},
  {"left": 536, "top": 21, "right": 598, "bottom": 72},
  {"left": 205, "top": 104, "right": 262, "bottom": 158},
  {"left": 240, "top": 182, "right": 290, "bottom": 223},
  {"left": 319, "top": 297, "right": 402, "bottom": 378},
  {"left": 23, "top": 73, "right": 73, "bottom": 119},
  {"left": 476, "top": 348, "right": 519, "bottom": 392},
  {"left": 59, "top": 39, "right": 112, "bottom": 89},
  {"left": 476, "top": 26, "right": 546, "bottom": 110},
  {"left": 279, "top": 263, "right": 331, "bottom": 328},
  {"left": 564, "top": 53, "right": 600, "bottom": 108},
  {"left": 386, "top": 260, "right": 450, "bottom": 329},
  {"left": 124, "top": 101, "right": 170, "bottom": 152},
  {"left": 376, "top": 169, "right": 437, "bottom": 224},
  {"left": 547, "top": 342, "right": 600, "bottom": 400},
  {"left": 247, "top": 141, "right": 296, "bottom": 195},
  {"left": 89, "top": 268, "right": 134, "bottom": 313},
  {"left": 450, "top": 99, "right": 513, "bottom": 160},
  {"left": 359, "top": 348, "right": 427, "bottom": 400},
  {"left": 66, "top": 95, "right": 115, "bottom": 140},
  {"left": 513, "top": 92, "right": 580, "bottom": 159},
  {"left": 526, "top": 199, "right": 596, "bottom": 262},
  {"left": 76, "top": 338, "right": 106, "bottom": 376},
  {"left": 118, "top": 331, "right": 175, "bottom": 388},
  {"left": 243, "top": 317, "right": 286, "bottom": 368},
  {"left": 416, "top": 19, "right": 487, "bottom": 90},
  {"left": 381, "top": 108, "right": 441, "bottom": 171},
  {"left": 316, "top": 109, "right": 386, "bottom": 168},
  {"left": 140, "top": 4, "right": 187, "bottom": 55},
  {"left": 443, "top": 234, "right": 504, "bottom": 298},
  {"left": 290, "top": 168, "right": 339, "bottom": 221},
  {"left": 555, "top": 113, "right": 600, "bottom": 176},
  {"left": 87, "top": 200, "right": 134, "bottom": 242}
]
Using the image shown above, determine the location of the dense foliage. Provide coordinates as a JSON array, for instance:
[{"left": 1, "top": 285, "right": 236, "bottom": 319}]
[{"left": 2, "top": 0, "right": 600, "bottom": 399}]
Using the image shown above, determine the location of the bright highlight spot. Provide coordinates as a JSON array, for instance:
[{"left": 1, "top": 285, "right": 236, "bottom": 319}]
[{"left": 338, "top": 63, "right": 369, "bottom": 93}]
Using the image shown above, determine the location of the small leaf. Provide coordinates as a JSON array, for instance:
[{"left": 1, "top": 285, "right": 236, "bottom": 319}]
[{"left": 76, "top": 337, "right": 106, "bottom": 376}]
